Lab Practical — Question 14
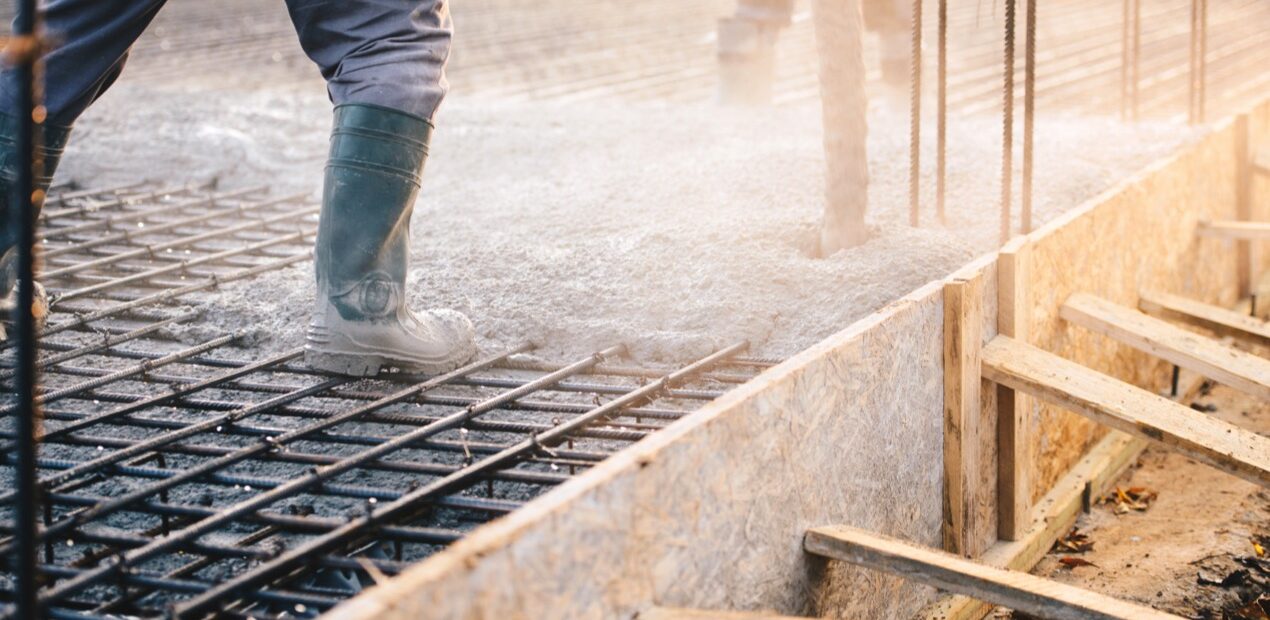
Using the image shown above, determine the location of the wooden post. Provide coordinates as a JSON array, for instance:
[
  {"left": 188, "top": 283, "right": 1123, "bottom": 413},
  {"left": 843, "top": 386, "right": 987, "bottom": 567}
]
[
  {"left": 1235, "top": 114, "right": 1252, "bottom": 298},
  {"left": 944, "top": 273, "right": 984, "bottom": 556},
  {"left": 996, "top": 240, "right": 1031, "bottom": 541}
]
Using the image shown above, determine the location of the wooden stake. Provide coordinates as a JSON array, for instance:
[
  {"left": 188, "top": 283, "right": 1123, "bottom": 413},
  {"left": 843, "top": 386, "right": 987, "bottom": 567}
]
[
  {"left": 1235, "top": 115, "right": 1252, "bottom": 296},
  {"left": 996, "top": 240, "right": 1031, "bottom": 541},
  {"left": 944, "top": 273, "right": 984, "bottom": 557}
]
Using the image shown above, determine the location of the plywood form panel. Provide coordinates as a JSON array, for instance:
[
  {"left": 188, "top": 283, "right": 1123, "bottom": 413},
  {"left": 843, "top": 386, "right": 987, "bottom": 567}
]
[
  {"left": 329, "top": 283, "right": 949, "bottom": 620},
  {"left": 1025, "top": 119, "right": 1244, "bottom": 498}
]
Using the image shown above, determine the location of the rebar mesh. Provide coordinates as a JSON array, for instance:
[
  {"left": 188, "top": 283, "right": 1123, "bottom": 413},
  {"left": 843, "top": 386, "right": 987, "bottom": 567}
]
[{"left": 0, "top": 183, "right": 768, "bottom": 619}]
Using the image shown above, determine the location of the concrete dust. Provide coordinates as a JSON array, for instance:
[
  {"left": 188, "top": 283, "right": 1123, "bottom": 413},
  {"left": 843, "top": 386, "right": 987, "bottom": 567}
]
[{"left": 60, "top": 84, "right": 1197, "bottom": 361}]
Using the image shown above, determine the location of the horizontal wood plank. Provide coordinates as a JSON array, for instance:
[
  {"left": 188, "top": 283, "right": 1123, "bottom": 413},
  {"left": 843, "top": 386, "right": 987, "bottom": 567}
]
[
  {"left": 1197, "top": 220, "right": 1270, "bottom": 240},
  {"left": 1138, "top": 290, "right": 1270, "bottom": 348},
  {"left": 981, "top": 336, "right": 1270, "bottom": 488},
  {"left": 1254, "top": 150, "right": 1270, "bottom": 175},
  {"left": 1061, "top": 293, "right": 1270, "bottom": 400},
  {"left": 805, "top": 525, "right": 1181, "bottom": 620}
]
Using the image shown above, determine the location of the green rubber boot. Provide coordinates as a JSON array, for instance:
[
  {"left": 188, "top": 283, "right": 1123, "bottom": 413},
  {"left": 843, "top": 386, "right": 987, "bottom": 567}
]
[
  {"left": 304, "top": 104, "right": 475, "bottom": 377},
  {"left": 0, "top": 112, "right": 72, "bottom": 325}
]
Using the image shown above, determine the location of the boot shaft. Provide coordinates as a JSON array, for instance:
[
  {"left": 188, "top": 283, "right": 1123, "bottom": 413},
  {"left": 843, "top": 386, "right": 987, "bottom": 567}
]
[
  {"left": 328, "top": 104, "right": 432, "bottom": 186},
  {"left": 0, "top": 112, "right": 73, "bottom": 294},
  {"left": 316, "top": 104, "right": 434, "bottom": 320}
]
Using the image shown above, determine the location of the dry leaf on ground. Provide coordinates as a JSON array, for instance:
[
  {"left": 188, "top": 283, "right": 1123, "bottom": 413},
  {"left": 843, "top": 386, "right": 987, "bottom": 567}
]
[{"left": 1057, "top": 557, "right": 1099, "bottom": 570}]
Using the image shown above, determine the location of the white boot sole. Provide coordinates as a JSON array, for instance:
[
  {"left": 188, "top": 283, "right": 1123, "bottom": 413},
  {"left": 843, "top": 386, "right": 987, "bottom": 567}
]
[{"left": 305, "top": 345, "right": 475, "bottom": 378}]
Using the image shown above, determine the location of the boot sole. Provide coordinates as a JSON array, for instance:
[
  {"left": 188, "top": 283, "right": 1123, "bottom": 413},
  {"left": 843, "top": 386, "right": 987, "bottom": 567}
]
[
  {"left": 305, "top": 347, "right": 475, "bottom": 378},
  {"left": 304, "top": 350, "right": 389, "bottom": 378}
]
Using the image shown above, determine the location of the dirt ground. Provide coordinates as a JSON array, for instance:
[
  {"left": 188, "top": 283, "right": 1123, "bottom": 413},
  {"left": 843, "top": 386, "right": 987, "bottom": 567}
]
[{"left": 1016, "top": 381, "right": 1270, "bottom": 619}]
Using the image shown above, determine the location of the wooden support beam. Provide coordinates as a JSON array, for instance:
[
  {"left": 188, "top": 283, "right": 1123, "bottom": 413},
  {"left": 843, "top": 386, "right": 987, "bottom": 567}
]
[
  {"left": 638, "top": 608, "right": 809, "bottom": 620},
  {"left": 1254, "top": 148, "right": 1270, "bottom": 176},
  {"left": 1061, "top": 293, "right": 1270, "bottom": 400},
  {"left": 996, "top": 240, "right": 1031, "bottom": 542},
  {"left": 982, "top": 336, "right": 1270, "bottom": 488},
  {"left": 921, "top": 351, "right": 1207, "bottom": 620},
  {"left": 1138, "top": 290, "right": 1270, "bottom": 348},
  {"left": 1197, "top": 220, "right": 1270, "bottom": 241},
  {"left": 943, "top": 273, "right": 984, "bottom": 557},
  {"left": 806, "top": 525, "right": 1182, "bottom": 620}
]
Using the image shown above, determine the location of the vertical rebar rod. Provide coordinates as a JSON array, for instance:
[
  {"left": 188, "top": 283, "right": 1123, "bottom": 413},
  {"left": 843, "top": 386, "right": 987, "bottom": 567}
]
[
  {"left": 11, "top": 0, "right": 43, "bottom": 616},
  {"left": 1198, "top": 0, "right": 1207, "bottom": 123},
  {"left": 1189, "top": 0, "right": 1198, "bottom": 124},
  {"left": 1021, "top": 0, "right": 1037, "bottom": 233},
  {"left": 1131, "top": 0, "right": 1140, "bottom": 121},
  {"left": 1000, "top": 0, "right": 1016, "bottom": 244},
  {"left": 936, "top": 0, "right": 947, "bottom": 225},
  {"left": 1120, "top": 0, "right": 1130, "bottom": 120},
  {"left": 908, "top": 0, "right": 923, "bottom": 227}
]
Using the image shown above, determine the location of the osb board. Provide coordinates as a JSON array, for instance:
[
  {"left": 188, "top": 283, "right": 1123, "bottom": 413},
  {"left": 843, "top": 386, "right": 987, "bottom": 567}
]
[
  {"left": 1022, "top": 111, "right": 1252, "bottom": 500},
  {"left": 1248, "top": 104, "right": 1270, "bottom": 278},
  {"left": 329, "top": 282, "right": 949, "bottom": 620}
]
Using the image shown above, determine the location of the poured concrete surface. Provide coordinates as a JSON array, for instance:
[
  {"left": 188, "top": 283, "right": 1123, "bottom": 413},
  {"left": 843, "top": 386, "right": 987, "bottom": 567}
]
[{"left": 59, "top": 84, "right": 1196, "bottom": 363}]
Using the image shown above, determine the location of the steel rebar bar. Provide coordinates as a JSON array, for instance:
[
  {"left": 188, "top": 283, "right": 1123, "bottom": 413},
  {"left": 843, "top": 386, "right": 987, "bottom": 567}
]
[
  {"left": 1021, "top": 0, "right": 1037, "bottom": 233},
  {"left": 908, "top": 0, "right": 923, "bottom": 227},
  {"left": 936, "top": 0, "right": 948, "bottom": 225},
  {"left": 9, "top": 0, "right": 43, "bottom": 615},
  {"left": 1000, "top": 0, "right": 1016, "bottom": 243},
  {"left": 174, "top": 341, "right": 745, "bottom": 617}
]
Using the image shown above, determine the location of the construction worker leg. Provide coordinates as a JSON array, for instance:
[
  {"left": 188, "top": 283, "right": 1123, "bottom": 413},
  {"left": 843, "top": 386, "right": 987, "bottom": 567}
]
[
  {"left": 286, "top": 0, "right": 472, "bottom": 377},
  {"left": 862, "top": 0, "right": 910, "bottom": 90},
  {"left": 1, "top": 0, "right": 169, "bottom": 126},
  {"left": 284, "top": 0, "right": 453, "bottom": 121},
  {"left": 0, "top": 0, "right": 168, "bottom": 308},
  {"left": 718, "top": 0, "right": 797, "bottom": 105}
]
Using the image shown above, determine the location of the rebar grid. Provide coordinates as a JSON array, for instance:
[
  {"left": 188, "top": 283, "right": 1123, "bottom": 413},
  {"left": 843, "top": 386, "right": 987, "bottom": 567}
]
[{"left": 0, "top": 183, "right": 767, "bottom": 619}]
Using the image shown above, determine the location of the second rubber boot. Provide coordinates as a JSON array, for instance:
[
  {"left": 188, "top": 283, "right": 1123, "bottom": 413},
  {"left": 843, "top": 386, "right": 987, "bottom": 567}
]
[
  {"left": 0, "top": 112, "right": 72, "bottom": 325},
  {"left": 304, "top": 104, "right": 475, "bottom": 377}
]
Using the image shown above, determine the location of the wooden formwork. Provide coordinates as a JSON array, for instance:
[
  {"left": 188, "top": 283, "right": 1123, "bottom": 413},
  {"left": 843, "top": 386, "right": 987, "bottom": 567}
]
[{"left": 325, "top": 99, "right": 1270, "bottom": 620}]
